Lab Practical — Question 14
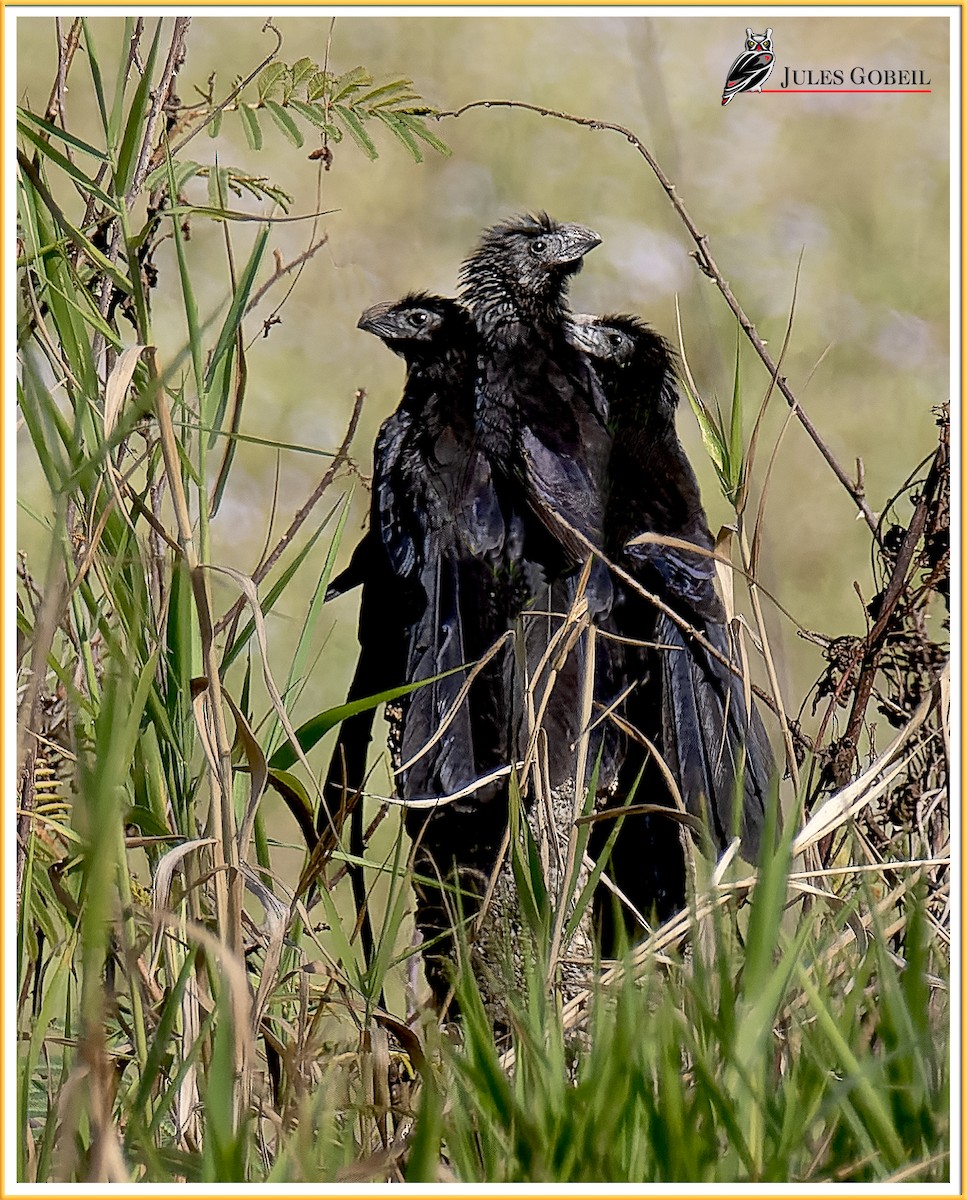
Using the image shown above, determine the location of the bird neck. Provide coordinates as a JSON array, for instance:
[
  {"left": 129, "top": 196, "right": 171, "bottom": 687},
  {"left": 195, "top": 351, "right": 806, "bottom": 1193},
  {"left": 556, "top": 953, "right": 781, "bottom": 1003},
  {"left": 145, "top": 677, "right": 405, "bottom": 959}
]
[
  {"left": 402, "top": 351, "right": 474, "bottom": 427},
  {"left": 463, "top": 271, "right": 566, "bottom": 345}
]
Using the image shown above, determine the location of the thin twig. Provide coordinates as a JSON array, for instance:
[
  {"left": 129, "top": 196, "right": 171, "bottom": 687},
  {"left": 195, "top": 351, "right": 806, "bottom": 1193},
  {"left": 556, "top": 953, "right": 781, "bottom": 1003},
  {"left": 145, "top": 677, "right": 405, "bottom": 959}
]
[
  {"left": 213, "top": 388, "right": 367, "bottom": 638},
  {"left": 167, "top": 18, "right": 283, "bottom": 158},
  {"left": 244, "top": 235, "right": 330, "bottom": 320},
  {"left": 834, "top": 442, "right": 945, "bottom": 782},
  {"left": 127, "top": 16, "right": 191, "bottom": 203},
  {"left": 436, "top": 98, "right": 880, "bottom": 537},
  {"left": 44, "top": 18, "right": 82, "bottom": 126}
]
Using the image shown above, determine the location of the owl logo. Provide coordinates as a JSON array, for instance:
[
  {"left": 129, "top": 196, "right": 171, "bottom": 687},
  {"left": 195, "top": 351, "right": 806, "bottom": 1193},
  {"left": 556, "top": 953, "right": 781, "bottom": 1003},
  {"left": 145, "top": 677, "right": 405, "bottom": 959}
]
[{"left": 721, "top": 28, "right": 775, "bottom": 105}]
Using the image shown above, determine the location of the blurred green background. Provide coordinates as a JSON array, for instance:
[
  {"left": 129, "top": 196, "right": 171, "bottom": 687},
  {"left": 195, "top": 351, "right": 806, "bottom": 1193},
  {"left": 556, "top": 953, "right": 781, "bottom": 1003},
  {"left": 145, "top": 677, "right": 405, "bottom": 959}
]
[{"left": 17, "top": 13, "right": 950, "bottom": 807}]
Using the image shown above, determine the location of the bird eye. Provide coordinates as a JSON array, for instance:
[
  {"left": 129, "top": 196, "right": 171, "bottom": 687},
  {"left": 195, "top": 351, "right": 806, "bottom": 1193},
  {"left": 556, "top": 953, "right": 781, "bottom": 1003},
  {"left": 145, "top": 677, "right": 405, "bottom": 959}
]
[
  {"left": 747, "top": 39, "right": 755, "bottom": 49},
  {"left": 530, "top": 238, "right": 547, "bottom": 256},
  {"left": 762, "top": 39, "right": 771, "bottom": 49},
  {"left": 608, "top": 333, "right": 624, "bottom": 349},
  {"left": 409, "top": 311, "right": 428, "bottom": 326}
]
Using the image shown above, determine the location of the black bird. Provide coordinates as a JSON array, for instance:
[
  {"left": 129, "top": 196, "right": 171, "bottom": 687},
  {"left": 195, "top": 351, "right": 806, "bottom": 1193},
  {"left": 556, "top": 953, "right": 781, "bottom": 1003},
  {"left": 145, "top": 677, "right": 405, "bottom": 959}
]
[
  {"left": 324, "top": 293, "right": 514, "bottom": 995},
  {"left": 459, "top": 213, "right": 622, "bottom": 794},
  {"left": 567, "top": 313, "right": 774, "bottom": 929}
]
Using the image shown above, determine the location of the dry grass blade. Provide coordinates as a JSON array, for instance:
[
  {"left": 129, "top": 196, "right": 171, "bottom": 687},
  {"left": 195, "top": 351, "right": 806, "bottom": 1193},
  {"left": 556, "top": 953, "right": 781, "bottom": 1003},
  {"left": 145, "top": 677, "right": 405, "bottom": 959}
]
[
  {"left": 241, "top": 863, "right": 289, "bottom": 1032},
  {"left": 392, "top": 629, "right": 515, "bottom": 777},
  {"left": 102, "top": 344, "right": 146, "bottom": 437},
  {"left": 793, "top": 672, "right": 941, "bottom": 855},
  {"left": 223, "top": 690, "right": 269, "bottom": 863},
  {"left": 206, "top": 563, "right": 322, "bottom": 804},
  {"left": 738, "top": 524, "right": 799, "bottom": 788},
  {"left": 363, "top": 762, "right": 521, "bottom": 809},
  {"left": 544, "top": 617, "right": 596, "bottom": 985}
]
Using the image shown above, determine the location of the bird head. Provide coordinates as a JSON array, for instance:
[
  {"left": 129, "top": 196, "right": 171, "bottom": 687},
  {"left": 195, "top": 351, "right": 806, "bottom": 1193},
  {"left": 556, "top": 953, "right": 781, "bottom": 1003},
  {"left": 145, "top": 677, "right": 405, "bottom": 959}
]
[
  {"left": 460, "top": 212, "right": 601, "bottom": 321},
  {"left": 567, "top": 313, "right": 679, "bottom": 420},
  {"left": 357, "top": 293, "right": 473, "bottom": 362},
  {"left": 567, "top": 313, "right": 641, "bottom": 366}
]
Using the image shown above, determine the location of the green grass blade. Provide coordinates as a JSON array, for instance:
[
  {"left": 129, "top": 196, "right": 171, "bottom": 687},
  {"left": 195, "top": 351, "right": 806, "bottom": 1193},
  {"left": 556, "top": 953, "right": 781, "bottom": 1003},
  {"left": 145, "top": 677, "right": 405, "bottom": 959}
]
[
  {"left": 203, "top": 224, "right": 269, "bottom": 394},
  {"left": 115, "top": 18, "right": 164, "bottom": 195},
  {"left": 267, "top": 667, "right": 466, "bottom": 772},
  {"left": 16, "top": 106, "right": 109, "bottom": 160}
]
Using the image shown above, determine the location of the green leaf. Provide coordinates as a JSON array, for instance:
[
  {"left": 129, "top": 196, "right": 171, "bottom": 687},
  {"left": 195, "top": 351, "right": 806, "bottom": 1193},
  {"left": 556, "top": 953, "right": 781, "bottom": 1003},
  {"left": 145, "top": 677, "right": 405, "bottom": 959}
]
[
  {"left": 219, "top": 510, "right": 337, "bottom": 673},
  {"left": 679, "top": 372, "right": 727, "bottom": 477},
  {"left": 114, "top": 18, "right": 163, "bottom": 195},
  {"left": 306, "top": 70, "right": 331, "bottom": 102},
  {"left": 206, "top": 164, "right": 231, "bottom": 213},
  {"left": 127, "top": 950, "right": 196, "bottom": 1118},
  {"left": 332, "top": 66, "right": 371, "bottom": 103},
  {"left": 17, "top": 121, "right": 121, "bottom": 213},
  {"left": 290, "top": 56, "right": 317, "bottom": 91},
  {"left": 204, "top": 223, "right": 269, "bottom": 392},
  {"left": 238, "top": 104, "right": 263, "bottom": 151},
  {"left": 264, "top": 100, "right": 305, "bottom": 148},
  {"left": 287, "top": 98, "right": 330, "bottom": 129},
  {"left": 374, "top": 110, "right": 423, "bottom": 162},
  {"left": 356, "top": 78, "right": 414, "bottom": 107},
  {"left": 164, "top": 141, "right": 204, "bottom": 399},
  {"left": 268, "top": 667, "right": 465, "bottom": 771},
  {"left": 145, "top": 157, "right": 204, "bottom": 195},
  {"left": 334, "top": 104, "right": 378, "bottom": 160},
  {"left": 256, "top": 62, "right": 288, "bottom": 102},
  {"left": 728, "top": 322, "right": 745, "bottom": 497},
  {"left": 397, "top": 113, "right": 451, "bottom": 157},
  {"left": 267, "top": 491, "right": 353, "bottom": 756},
  {"left": 16, "top": 107, "right": 109, "bottom": 161},
  {"left": 80, "top": 19, "right": 111, "bottom": 143},
  {"left": 209, "top": 108, "right": 223, "bottom": 138},
  {"left": 264, "top": 769, "right": 317, "bottom": 850},
  {"left": 372, "top": 93, "right": 422, "bottom": 111}
]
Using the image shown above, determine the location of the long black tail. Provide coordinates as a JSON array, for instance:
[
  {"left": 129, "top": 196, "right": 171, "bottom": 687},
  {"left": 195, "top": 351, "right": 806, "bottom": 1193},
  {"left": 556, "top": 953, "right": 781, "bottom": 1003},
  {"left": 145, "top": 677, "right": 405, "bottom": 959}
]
[
  {"left": 401, "top": 551, "right": 515, "bottom": 1008},
  {"left": 398, "top": 553, "right": 481, "bottom": 802},
  {"left": 657, "top": 611, "right": 774, "bottom": 861},
  {"left": 519, "top": 571, "right": 624, "bottom": 798}
]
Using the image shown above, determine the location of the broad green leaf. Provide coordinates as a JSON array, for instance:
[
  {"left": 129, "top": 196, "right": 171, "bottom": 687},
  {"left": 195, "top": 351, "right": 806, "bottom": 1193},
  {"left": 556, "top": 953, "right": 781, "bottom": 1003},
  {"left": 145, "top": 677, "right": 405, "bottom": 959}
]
[
  {"left": 356, "top": 78, "right": 413, "bottom": 107},
  {"left": 398, "top": 114, "right": 452, "bottom": 157},
  {"left": 144, "top": 157, "right": 205, "bottom": 195},
  {"left": 264, "top": 769, "right": 316, "bottom": 850},
  {"left": 256, "top": 62, "right": 288, "bottom": 102},
  {"left": 264, "top": 100, "right": 305, "bottom": 148},
  {"left": 290, "top": 57, "right": 316, "bottom": 90},
  {"left": 334, "top": 104, "right": 378, "bottom": 160},
  {"left": 238, "top": 104, "right": 263, "bottom": 151},
  {"left": 332, "top": 66, "right": 371, "bottom": 103},
  {"left": 375, "top": 110, "right": 422, "bottom": 162},
  {"left": 306, "top": 69, "right": 331, "bottom": 102},
  {"left": 287, "top": 98, "right": 330, "bottom": 129}
]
